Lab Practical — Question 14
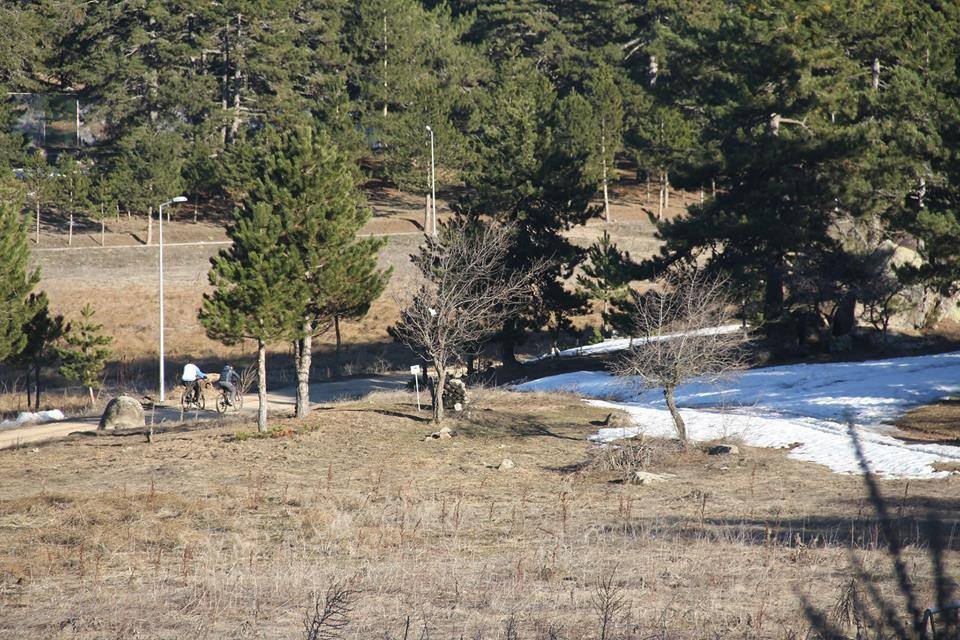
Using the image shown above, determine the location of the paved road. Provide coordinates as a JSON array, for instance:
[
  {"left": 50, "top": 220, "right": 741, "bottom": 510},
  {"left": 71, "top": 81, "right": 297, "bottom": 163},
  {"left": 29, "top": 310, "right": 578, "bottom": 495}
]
[{"left": 0, "top": 374, "right": 408, "bottom": 450}]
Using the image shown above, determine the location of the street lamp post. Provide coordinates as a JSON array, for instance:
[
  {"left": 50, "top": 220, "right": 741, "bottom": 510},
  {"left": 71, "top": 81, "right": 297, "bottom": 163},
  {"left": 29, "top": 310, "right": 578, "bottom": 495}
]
[
  {"left": 426, "top": 125, "right": 437, "bottom": 237},
  {"left": 158, "top": 196, "right": 188, "bottom": 403}
]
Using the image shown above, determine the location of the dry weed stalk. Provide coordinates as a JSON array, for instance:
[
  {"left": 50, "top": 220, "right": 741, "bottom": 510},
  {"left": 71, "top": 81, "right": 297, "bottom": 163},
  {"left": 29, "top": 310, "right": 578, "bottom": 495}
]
[
  {"left": 303, "top": 580, "right": 359, "bottom": 640},
  {"left": 591, "top": 570, "right": 627, "bottom": 640},
  {"left": 611, "top": 267, "right": 747, "bottom": 446}
]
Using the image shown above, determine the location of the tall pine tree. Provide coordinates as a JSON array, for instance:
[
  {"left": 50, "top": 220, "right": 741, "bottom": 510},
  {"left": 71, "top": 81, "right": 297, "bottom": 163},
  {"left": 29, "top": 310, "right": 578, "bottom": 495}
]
[
  {"left": 200, "top": 183, "right": 307, "bottom": 432},
  {"left": 0, "top": 200, "right": 39, "bottom": 363},
  {"left": 237, "top": 127, "right": 389, "bottom": 417}
]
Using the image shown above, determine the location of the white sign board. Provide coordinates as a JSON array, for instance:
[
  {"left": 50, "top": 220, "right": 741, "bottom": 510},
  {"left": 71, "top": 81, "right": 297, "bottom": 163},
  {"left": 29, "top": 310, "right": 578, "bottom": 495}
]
[{"left": 410, "top": 365, "right": 422, "bottom": 375}]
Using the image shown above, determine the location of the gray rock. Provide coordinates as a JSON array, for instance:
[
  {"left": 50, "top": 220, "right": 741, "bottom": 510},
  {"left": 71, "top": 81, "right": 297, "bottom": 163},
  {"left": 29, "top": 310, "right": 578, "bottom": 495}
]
[
  {"left": 497, "top": 458, "right": 515, "bottom": 470},
  {"left": 707, "top": 444, "right": 739, "bottom": 456},
  {"left": 629, "top": 471, "right": 675, "bottom": 485},
  {"left": 99, "top": 396, "right": 145, "bottom": 431}
]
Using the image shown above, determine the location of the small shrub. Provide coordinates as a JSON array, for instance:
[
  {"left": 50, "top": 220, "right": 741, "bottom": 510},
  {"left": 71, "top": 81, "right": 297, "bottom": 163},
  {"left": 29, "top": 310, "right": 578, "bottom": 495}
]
[
  {"left": 234, "top": 430, "right": 252, "bottom": 442},
  {"left": 585, "top": 437, "right": 680, "bottom": 479}
]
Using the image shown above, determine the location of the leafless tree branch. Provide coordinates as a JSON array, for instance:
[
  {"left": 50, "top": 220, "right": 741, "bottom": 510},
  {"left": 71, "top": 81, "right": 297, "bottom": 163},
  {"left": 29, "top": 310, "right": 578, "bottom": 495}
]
[
  {"left": 393, "top": 220, "right": 548, "bottom": 422},
  {"left": 610, "top": 267, "right": 748, "bottom": 445}
]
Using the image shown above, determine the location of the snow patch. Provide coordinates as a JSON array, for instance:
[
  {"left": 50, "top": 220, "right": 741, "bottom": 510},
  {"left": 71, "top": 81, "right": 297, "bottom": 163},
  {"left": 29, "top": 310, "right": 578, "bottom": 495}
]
[
  {"left": 516, "top": 351, "right": 960, "bottom": 479},
  {"left": 530, "top": 324, "right": 744, "bottom": 361},
  {"left": 0, "top": 409, "right": 67, "bottom": 429}
]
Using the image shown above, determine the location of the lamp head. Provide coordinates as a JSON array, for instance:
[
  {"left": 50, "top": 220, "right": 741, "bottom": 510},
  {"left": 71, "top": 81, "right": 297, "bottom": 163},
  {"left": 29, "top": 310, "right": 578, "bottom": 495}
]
[
  {"left": 425, "top": 125, "right": 432, "bottom": 132},
  {"left": 172, "top": 196, "right": 188, "bottom": 203}
]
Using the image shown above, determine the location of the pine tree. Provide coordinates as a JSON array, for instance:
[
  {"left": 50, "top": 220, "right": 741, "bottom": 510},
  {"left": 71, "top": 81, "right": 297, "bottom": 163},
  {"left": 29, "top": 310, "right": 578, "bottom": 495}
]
[
  {"left": 343, "top": 0, "right": 480, "bottom": 193},
  {"left": 577, "top": 231, "right": 637, "bottom": 333},
  {"left": 22, "top": 149, "right": 54, "bottom": 245},
  {"left": 15, "top": 292, "right": 66, "bottom": 410},
  {"left": 458, "top": 57, "right": 598, "bottom": 361},
  {"left": 325, "top": 238, "right": 391, "bottom": 377},
  {"left": 0, "top": 200, "right": 40, "bottom": 363},
  {"left": 57, "top": 303, "right": 112, "bottom": 406},
  {"left": 234, "top": 127, "right": 389, "bottom": 417},
  {"left": 645, "top": 3, "right": 863, "bottom": 344},
  {"left": 107, "top": 127, "right": 185, "bottom": 242},
  {"left": 54, "top": 154, "right": 91, "bottom": 246},
  {"left": 585, "top": 63, "right": 624, "bottom": 222},
  {"left": 200, "top": 191, "right": 307, "bottom": 432}
]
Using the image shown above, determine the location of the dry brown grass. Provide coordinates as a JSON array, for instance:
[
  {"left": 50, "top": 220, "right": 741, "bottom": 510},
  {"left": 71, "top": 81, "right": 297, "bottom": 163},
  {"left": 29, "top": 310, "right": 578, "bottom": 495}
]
[
  {"left": 895, "top": 397, "right": 960, "bottom": 442},
  {"left": 0, "top": 390, "right": 957, "bottom": 639}
]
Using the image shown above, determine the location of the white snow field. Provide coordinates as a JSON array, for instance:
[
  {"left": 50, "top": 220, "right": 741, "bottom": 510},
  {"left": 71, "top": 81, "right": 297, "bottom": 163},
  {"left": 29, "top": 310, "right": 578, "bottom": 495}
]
[{"left": 516, "top": 351, "right": 960, "bottom": 478}]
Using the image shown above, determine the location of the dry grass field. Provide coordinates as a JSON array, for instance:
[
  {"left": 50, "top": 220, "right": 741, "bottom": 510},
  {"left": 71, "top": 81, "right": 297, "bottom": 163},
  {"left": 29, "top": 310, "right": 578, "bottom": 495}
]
[{"left": 1, "top": 389, "right": 956, "bottom": 639}]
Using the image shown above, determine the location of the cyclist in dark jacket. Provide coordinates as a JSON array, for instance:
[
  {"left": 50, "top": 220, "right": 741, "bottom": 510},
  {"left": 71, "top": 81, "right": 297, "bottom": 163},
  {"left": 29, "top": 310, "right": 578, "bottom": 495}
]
[{"left": 218, "top": 364, "right": 240, "bottom": 406}]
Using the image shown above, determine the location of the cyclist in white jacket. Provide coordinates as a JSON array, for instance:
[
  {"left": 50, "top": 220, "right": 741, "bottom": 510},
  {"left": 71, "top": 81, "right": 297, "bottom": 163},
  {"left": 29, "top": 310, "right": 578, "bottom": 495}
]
[{"left": 181, "top": 363, "right": 207, "bottom": 404}]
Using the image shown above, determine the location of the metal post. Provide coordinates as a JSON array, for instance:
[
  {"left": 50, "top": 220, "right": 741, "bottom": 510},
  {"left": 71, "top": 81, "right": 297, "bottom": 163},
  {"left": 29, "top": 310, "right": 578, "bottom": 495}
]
[
  {"left": 414, "top": 372, "right": 421, "bottom": 411},
  {"left": 157, "top": 196, "right": 186, "bottom": 403},
  {"left": 158, "top": 202, "right": 166, "bottom": 403}
]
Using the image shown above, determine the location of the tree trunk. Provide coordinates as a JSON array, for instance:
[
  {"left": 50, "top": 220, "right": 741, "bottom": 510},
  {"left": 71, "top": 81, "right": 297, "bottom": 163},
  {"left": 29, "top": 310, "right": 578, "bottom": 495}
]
[
  {"left": 334, "top": 315, "right": 343, "bottom": 377},
  {"left": 649, "top": 54, "right": 658, "bottom": 86},
  {"left": 146, "top": 206, "right": 153, "bottom": 245},
  {"left": 295, "top": 320, "right": 312, "bottom": 418},
  {"left": 100, "top": 219, "right": 105, "bottom": 246},
  {"left": 221, "top": 19, "right": 230, "bottom": 145},
  {"left": 657, "top": 169, "right": 665, "bottom": 219},
  {"left": 382, "top": 12, "right": 388, "bottom": 117},
  {"left": 34, "top": 364, "right": 41, "bottom": 411},
  {"left": 871, "top": 57, "right": 880, "bottom": 91},
  {"left": 256, "top": 339, "right": 267, "bottom": 433},
  {"left": 664, "top": 172, "right": 670, "bottom": 209},
  {"left": 26, "top": 374, "right": 32, "bottom": 409},
  {"left": 663, "top": 386, "right": 687, "bottom": 446},
  {"left": 35, "top": 200, "right": 40, "bottom": 244},
  {"left": 433, "top": 365, "right": 446, "bottom": 423},
  {"left": 499, "top": 338, "right": 517, "bottom": 366},
  {"left": 88, "top": 386, "right": 95, "bottom": 407},
  {"left": 69, "top": 213, "right": 74, "bottom": 245},
  {"left": 231, "top": 13, "right": 243, "bottom": 141},
  {"left": 764, "top": 264, "right": 785, "bottom": 322},
  {"left": 601, "top": 136, "right": 611, "bottom": 223}
]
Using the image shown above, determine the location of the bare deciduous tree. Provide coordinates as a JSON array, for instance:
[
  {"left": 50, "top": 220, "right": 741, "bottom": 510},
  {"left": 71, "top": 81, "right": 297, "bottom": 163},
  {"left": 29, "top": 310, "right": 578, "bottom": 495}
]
[
  {"left": 611, "top": 268, "right": 747, "bottom": 446},
  {"left": 392, "top": 220, "right": 546, "bottom": 422}
]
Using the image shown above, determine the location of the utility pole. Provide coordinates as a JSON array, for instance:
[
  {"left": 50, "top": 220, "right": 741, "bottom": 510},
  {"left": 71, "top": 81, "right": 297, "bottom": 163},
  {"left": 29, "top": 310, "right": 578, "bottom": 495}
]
[{"left": 158, "top": 196, "right": 188, "bottom": 402}]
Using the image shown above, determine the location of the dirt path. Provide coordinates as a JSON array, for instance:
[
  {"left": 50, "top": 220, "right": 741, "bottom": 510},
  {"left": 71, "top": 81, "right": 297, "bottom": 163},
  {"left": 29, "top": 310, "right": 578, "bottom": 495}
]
[{"left": 0, "top": 373, "right": 408, "bottom": 449}]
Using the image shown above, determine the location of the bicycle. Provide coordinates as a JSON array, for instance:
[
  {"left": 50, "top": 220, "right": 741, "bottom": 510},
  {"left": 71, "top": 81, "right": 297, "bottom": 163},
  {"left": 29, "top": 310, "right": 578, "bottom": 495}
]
[
  {"left": 215, "top": 383, "right": 244, "bottom": 414},
  {"left": 180, "top": 380, "right": 207, "bottom": 411}
]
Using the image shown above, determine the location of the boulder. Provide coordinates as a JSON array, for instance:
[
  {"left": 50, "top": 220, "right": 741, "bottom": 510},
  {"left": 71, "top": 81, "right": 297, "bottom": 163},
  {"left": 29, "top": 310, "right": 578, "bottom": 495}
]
[
  {"left": 424, "top": 426, "right": 455, "bottom": 441},
  {"left": 707, "top": 444, "right": 739, "bottom": 456},
  {"left": 629, "top": 471, "right": 676, "bottom": 485},
  {"left": 497, "top": 458, "right": 515, "bottom": 470},
  {"left": 98, "top": 396, "right": 145, "bottom": 431}
]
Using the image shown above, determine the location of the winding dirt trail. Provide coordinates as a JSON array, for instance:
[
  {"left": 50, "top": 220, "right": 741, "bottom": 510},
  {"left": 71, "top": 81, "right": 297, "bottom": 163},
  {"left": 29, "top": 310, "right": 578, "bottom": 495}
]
[{"left": 0, "top": 374, "right": 407, "bottom": 450}]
